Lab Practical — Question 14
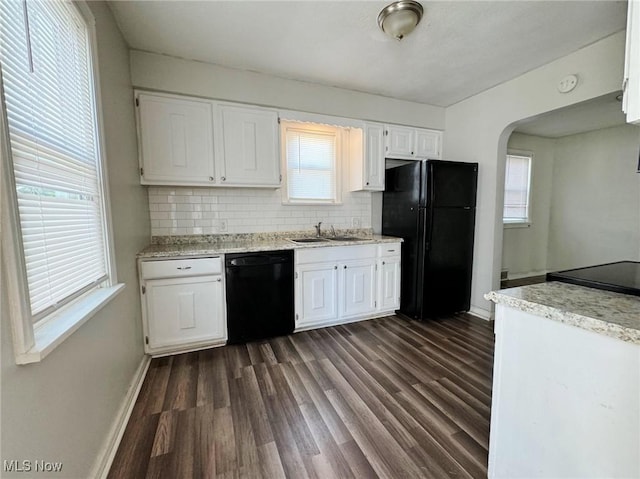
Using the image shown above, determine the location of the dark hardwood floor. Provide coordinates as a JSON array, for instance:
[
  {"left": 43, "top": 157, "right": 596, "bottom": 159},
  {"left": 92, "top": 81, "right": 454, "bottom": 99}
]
[{"left": 108, "top": 314, "right": 495, "bottom": 479}]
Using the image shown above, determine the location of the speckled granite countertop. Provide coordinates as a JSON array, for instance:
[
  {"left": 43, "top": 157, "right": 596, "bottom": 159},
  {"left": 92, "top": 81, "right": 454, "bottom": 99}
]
[
  {"left": 138, "top": 234, "right": 402, "bottom": 259},
  {"left": 486, "top": 282, "right": 640, "bottom": 345}
]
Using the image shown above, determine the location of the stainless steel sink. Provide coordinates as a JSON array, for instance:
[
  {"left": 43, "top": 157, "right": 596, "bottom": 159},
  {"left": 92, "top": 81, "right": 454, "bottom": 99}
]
[
  {"left": 288, "top": 238, "right": 330, "bottom": 243},
  {"left": 328, "top": 236, "right": 363, "bottom": 241}
]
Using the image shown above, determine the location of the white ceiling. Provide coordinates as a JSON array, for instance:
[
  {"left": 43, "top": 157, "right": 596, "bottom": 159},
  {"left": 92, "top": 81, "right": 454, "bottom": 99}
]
[
  {"left": 514, "top": 93, "right": 628, "bottom": 138},
  {"left": 108, "top": 1, "right": 627, "bottom": 107}
]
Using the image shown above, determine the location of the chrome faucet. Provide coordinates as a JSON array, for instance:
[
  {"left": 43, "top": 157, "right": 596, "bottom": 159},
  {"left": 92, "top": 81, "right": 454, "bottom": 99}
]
[{"left": 314, "top": 221, "right": 322, "bottom": 237}]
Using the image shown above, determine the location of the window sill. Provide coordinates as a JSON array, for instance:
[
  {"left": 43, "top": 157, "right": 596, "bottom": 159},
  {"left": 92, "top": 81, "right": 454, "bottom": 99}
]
[
  {"left": 504, "top": 222, "right": 531, "bottom": 229},
  {"left": 282, "top": 200, "right": 343, "bottom": 206},
  {"left": 15, "top": 284, "right": 125, "bottom": 365}
]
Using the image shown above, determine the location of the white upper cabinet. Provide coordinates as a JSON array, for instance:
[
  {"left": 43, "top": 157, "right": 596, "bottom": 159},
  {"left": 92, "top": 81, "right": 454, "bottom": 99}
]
[
  {"left": 623, "top": 0, "right": 640, "bottom": 124},
  {"left": 136, "top": 92, "right": 280, "bottom": 187},
  {"left": 217, "top": 104, "right": 281, "bottom": 186},
  {"left": 385, "top": 124, "right": 442, "bottom": 160},
  {"left": 137, "top": 92, "right": 215, "bottom": 185},
  {"left": 349, "top": 122, "right": 385, "bottom": 191},
  {"left": 415, "top": 129, "right": 441, "bottom": 158},
  {"left": 386, "top": 125, "right": 415, "bottom": 158},
  {"left": 363, "top": 122, "right": 386, "bottom": 190}
]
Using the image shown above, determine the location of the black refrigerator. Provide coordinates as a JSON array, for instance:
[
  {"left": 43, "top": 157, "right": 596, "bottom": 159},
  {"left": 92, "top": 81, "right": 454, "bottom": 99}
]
[{"left": 382, "top": 160, "right": 478, "bottom": 319}]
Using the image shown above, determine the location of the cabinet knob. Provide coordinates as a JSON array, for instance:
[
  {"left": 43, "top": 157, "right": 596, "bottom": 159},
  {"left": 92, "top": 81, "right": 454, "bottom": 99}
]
[
  {"left": 366, "top": 182, "right": 369, "bottom": 185},
  {"left": 411, "top": 151, "right": 414, "bottom": 155},
  {"left": 334, "top": 265, "right": 337, "bottom": 270},
  {"left": 221, "top": 176, "right": 226, "bottom": 182},
  {"left": 209, "top": 176, "right": 214, "bottom": 181},
  {"left": 382, "top": 261, "right": 386, "bottom": 265},
  {"left": 216, "top": 278, "right": 221, "bottom": 282},
  {"left": 343, "top": 265, "right": 347, "bottom": 269}
]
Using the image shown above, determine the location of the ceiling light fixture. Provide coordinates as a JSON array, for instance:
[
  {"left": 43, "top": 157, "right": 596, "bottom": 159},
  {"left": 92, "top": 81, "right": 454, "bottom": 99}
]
[{"left": 377, "top": 0, "right": 424, "bottom": 41}]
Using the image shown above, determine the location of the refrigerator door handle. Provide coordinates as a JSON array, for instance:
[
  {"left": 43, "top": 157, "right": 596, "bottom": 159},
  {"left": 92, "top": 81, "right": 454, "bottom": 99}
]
[{"left": 421, "top": 208, "right": 432, "bottom": 251}]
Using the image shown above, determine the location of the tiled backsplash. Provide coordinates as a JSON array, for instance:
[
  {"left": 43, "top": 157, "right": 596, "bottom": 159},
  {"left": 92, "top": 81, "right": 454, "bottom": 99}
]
[{"left": 148, "top": 187, "right": 372, "bottom": 237}]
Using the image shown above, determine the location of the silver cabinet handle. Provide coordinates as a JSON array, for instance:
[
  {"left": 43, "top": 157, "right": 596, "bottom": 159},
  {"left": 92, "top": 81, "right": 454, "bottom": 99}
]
[
  {"left": 221, "top": 176, "right": 226, "bottom": 182},
  {"left": 216, "top": 277, "right": 221, "bottom": 282},
  {"left": 177, "top": 266, "right": 192, "bottom": 270},
  {"left": 209, "top": 176, "right": 214, "bottom": 181}
]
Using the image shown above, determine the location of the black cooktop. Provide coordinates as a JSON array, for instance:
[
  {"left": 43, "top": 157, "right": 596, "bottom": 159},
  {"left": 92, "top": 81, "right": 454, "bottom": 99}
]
[{"left": 546, "top": 261, "right": 640, "bottom": 297}]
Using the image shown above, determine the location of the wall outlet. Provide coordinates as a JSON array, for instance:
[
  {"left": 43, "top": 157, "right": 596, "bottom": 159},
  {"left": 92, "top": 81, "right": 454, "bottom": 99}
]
[
  {"left": 352, "top": 217, "right": 362, "bottom": 228},
  {"left": 214, "top": 219, "right": 227, "bottom": 232}
]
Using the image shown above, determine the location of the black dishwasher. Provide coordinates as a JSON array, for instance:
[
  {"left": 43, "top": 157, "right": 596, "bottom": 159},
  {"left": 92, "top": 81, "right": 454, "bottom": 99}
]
[{"left": 225, "top": 250, "right": 294, "bottom": 344}]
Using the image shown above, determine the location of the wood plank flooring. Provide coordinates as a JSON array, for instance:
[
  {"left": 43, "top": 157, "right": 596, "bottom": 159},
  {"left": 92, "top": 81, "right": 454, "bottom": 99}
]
[{"left": 108, "top": 314, "right": 495, "bottom": 478}]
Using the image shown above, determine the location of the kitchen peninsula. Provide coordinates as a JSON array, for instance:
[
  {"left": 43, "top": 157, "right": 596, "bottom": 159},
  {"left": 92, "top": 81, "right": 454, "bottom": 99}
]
[{"left": 486, "top": 282, "right": 640, "bottom": 478}]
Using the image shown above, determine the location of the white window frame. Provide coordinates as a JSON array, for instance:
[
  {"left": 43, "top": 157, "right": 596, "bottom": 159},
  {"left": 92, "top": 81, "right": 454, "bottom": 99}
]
[
  {"left": 503, "top": 150, "right": 533, "bottom": 228},
  {"left": 1, "top": 1, "right": 123, "bottom": 365},
  {"left": 280, "top": 121, "right": 343, "bottom": 205}
]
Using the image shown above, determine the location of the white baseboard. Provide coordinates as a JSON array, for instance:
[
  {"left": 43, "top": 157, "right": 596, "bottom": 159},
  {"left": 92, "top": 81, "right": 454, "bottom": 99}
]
[
  {"left": 90, "top": 355, "right": 151, "bottom": 479},
  {"left": 469, "top": 306, "right": 493, "bottom": 321}
]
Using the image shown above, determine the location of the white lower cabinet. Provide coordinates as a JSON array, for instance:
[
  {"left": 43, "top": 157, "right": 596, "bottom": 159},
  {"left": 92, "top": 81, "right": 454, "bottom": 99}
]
[
  {"left": 297, "top": 263, "right": 339, "bottom": 326},
  {"left": 341, "top": 260, "right": 376, "bottom": 319},
  {"left": 295, "top": 243, "right": 400, "bottom": 331},
  {"left": 378, "top": 256, "right": 401, "bottom": 311},
  {"left": 139, "top": 257, "right": 226, "bottom": 355}
]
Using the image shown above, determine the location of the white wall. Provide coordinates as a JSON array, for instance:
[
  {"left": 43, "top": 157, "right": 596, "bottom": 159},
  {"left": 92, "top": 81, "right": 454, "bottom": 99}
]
[
  {"left": 1, "top": 3, "right": 148, "bottom": 477},
  {"left": 130, "top": 51, "right": 445, "bottom": 130},
  {"left": 502, "top": 133, "right": 556, "bottom": 277},
  {"left": 547, "top": 124, "right": 640, "bottom": 270},
  {"left": 444, "top": 32, "right": 625, "bottom": 318}
]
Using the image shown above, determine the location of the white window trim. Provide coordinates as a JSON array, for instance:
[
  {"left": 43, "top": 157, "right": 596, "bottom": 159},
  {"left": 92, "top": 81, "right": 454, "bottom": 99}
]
[
  {"left": 503, "top": 149, "right": 533, "bottom": 227},
  {"left": 0, "top": 1, "right": 123, "bottom": 365},
  {"left": 280, "top": 121, "right": 344, "bottom": 206}
]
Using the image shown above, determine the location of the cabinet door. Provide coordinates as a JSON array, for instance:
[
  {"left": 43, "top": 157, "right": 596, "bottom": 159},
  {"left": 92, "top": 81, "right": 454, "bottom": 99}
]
[
  {"left": 145, "top": 275, "right": 225, "bottom": 350},
  {"left": 623, "top": 0, "right": 640, "bottom": 124},
  {"left": 218, "top": 105, "right": 280, "bottom": 186},
  {"left": 364, "top": 122, "right": 385, "bottom": 190},
  {"left": 386, "top": 125, "right": 415, "bottom": 158},
  {"left": 414, "top": 129, "right": 441, "bottom": 159},
  {"left": 378, "top": 257, "right": 401, "bottom": 311},
  {"left": 296, "top": 263, "right": 339, "bottom": 328},
  {"left": 341, "top": 260, "right": 376, "bottom": 319},
  {"left": 137, "top": 93, "right": 215, "bottom": 185}
]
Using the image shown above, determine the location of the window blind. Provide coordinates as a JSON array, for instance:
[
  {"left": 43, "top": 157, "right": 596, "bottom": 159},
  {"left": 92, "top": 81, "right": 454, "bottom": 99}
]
[
  {"left": 284, "top": 125, "right": 337, "bottom": 202},
  {"left": 1, "top": 0, "right": 108, "bottom": 320},
  {"left": 503, "top": 153, "right": 531, "bottom": 222}
]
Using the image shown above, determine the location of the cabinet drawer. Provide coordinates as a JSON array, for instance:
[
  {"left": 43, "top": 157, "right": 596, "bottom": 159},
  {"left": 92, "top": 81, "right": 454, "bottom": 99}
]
[
  {"left": 378, "top": 243, "right": 401, "bottom": 257},
  {"left": 141, "top": 257, "right": 222, "bottom": 279},
  {"left": 296, "top": 244, "right": 377, "bottom": 265}
]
